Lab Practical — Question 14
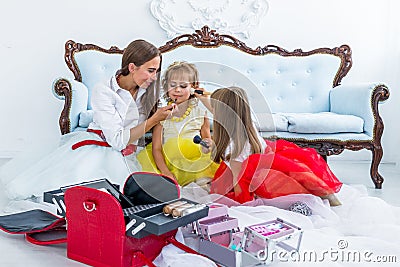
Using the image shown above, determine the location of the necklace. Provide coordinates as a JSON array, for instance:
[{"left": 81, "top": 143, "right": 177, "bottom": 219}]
[{"left": 169, "top": 101, "right": 192, "bottom": 122}]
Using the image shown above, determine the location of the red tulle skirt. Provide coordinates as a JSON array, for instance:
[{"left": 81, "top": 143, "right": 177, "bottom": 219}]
[{"left": 210, "top": 139, "right": 342, "bottom": 203}]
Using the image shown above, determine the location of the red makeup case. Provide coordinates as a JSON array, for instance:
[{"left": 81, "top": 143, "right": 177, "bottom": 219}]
[{"left": 0, "top": 172, "right": 210, "bottom": 267}]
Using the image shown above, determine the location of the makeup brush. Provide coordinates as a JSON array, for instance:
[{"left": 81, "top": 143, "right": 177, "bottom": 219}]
[{"left": 190, "top": 88, "right": 211, "bottom": 95}]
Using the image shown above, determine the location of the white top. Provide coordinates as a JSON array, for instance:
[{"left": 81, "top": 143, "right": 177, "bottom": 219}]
[
  {"left": 224, "top": 125, "right": 267, "bottom": 165},
  {"left": 89, "top": 75, "right": 145, "bottom": 151}
]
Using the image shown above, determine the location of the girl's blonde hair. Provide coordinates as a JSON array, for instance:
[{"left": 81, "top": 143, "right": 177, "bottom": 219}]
[
  {"left": 161, "top": 61, "right": 199, "bottom": 101},
  {"left": 211, "top": 86, "right": 263, "bottom": 163}
]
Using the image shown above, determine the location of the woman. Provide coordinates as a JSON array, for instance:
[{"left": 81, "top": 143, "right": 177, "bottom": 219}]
[
  {"left": 207, "top": 86, "right": 342, "bottom": 206},
  {"left": 0, "top": 39, "right": 174, "bottom": 200}
]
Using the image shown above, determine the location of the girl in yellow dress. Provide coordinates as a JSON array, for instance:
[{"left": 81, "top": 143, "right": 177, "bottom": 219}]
[{"left": 137, "top": 61, "right": 219, "bottom": 186}]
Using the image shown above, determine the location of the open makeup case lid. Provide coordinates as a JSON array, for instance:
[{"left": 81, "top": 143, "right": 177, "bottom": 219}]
[
  {"left": 44, "top": 172, "right": 209, "bottom": 238},
  {"left": 0, "top": 209, "right": 67, "bottom": 245}
]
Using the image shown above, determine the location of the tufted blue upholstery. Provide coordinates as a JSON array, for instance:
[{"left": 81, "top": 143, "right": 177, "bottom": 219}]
[
  {"left": 75, "top": 51, "right": 122, "bottom": 110},
  {"left": 162, "top": 46, "right": 341, "bottom": 114},
  {"left": 51, "top": 29, "right": 390, "bottom": 189},
  {"left": 160, "top": 46, "right": 373, "bottom": 141},
  {"left": 53, "top": 42, "right": 377, "bottom": 141},
  {"left": 330, "top": 83, "right": 378, "bottom": 137}
]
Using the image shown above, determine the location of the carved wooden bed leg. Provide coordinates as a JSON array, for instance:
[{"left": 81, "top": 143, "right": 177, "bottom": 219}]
[
  {"left": 369, "top": 84, "right": 389, "bottom": 189},
  {"left": 371, "top": 145, "right": 384, "bottom": 189}
]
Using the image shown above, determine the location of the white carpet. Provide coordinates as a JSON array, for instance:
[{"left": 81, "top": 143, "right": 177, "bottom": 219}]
[{"left": 0, "top": 184, "right": 399, "bottom": 267}]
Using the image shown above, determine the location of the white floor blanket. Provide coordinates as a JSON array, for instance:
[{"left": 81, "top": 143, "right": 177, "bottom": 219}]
[{"left": 0, "top": 184, "right": 399, "bottom": 267}]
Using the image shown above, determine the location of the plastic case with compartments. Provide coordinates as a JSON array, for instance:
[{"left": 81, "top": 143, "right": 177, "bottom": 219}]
[
  {"left": 124, "top": 198, "right": 209, "bottom": 238},
  {"left": 196, "top": 203, "right": 239, "bottom": 245},
  {"left": 238, "top": 218, "right": 303, "bottom": 264},
  {"left": 192, "top": 215, "right": 303, "bottom": 267},
  {"left": 195, "top": 203, "right": 248, "bottom": 267}
]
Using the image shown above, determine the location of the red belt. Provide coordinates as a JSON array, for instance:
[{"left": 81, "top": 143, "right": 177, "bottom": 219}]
[{"left": 71, "top": 129, "right": 136, "bottom": 156}]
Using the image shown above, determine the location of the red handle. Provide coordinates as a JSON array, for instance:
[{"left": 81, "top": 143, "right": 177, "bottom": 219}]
[{"left": 132, "top": 251, "right": 156, "bottom": 267}]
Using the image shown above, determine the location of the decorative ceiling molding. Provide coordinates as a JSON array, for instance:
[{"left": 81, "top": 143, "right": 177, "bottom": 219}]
[{"left": 150, "top": 0, "right": 269, "bottom": 39}]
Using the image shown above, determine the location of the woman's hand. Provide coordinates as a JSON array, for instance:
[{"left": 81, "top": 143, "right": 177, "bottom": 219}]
[
  {"left": 193, "top": 87, "right": 210, "bottom": 97},
  {"left": 194, "top": 87, "right": 213, "bottom": 113},
  {"left": 152, "top": 103, "right": 176, "bottom": 122},
  {"left": 138, "top": 104, "right": 176, "bottom": 139}
]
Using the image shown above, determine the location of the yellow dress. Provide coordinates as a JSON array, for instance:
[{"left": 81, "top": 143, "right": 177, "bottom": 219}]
[{"left": 136, "top": 105, "right": 219, "bottom": 186}]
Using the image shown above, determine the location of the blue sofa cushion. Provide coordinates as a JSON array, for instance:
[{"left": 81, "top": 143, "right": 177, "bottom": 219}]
[
  {"left": 285, "top": 112, "right": 364, "bottom": 133},
  {"left": 75, "top": 52, "right": 122, "bottom": 110},
  {"left": 78, "top": 110, "right": 93, "bottom": 128},
  {"left": 254, "top": 113, "right": 289, "bottom": 132}
]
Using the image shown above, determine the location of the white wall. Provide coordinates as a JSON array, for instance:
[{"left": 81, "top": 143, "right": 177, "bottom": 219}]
[{"left": 1, "top": 0, "right": 399, "bottom": 164}]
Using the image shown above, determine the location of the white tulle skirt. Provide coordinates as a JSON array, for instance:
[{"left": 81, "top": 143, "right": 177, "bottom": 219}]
[{"left": 0, "top": 131, "right": 141, "bottom": 200}]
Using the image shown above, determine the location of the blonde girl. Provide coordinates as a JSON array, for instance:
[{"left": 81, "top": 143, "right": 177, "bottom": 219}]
[{"left": 137, "top": 61, "right": 219, "bottom": 186}]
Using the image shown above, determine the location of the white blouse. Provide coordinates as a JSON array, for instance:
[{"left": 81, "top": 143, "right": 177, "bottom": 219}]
[
  {"left": 88, "top": 75, "right": 145, "bottom": 151},
  {"left": 224, "top": 125, "right": 267, "bottom": 165}
]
